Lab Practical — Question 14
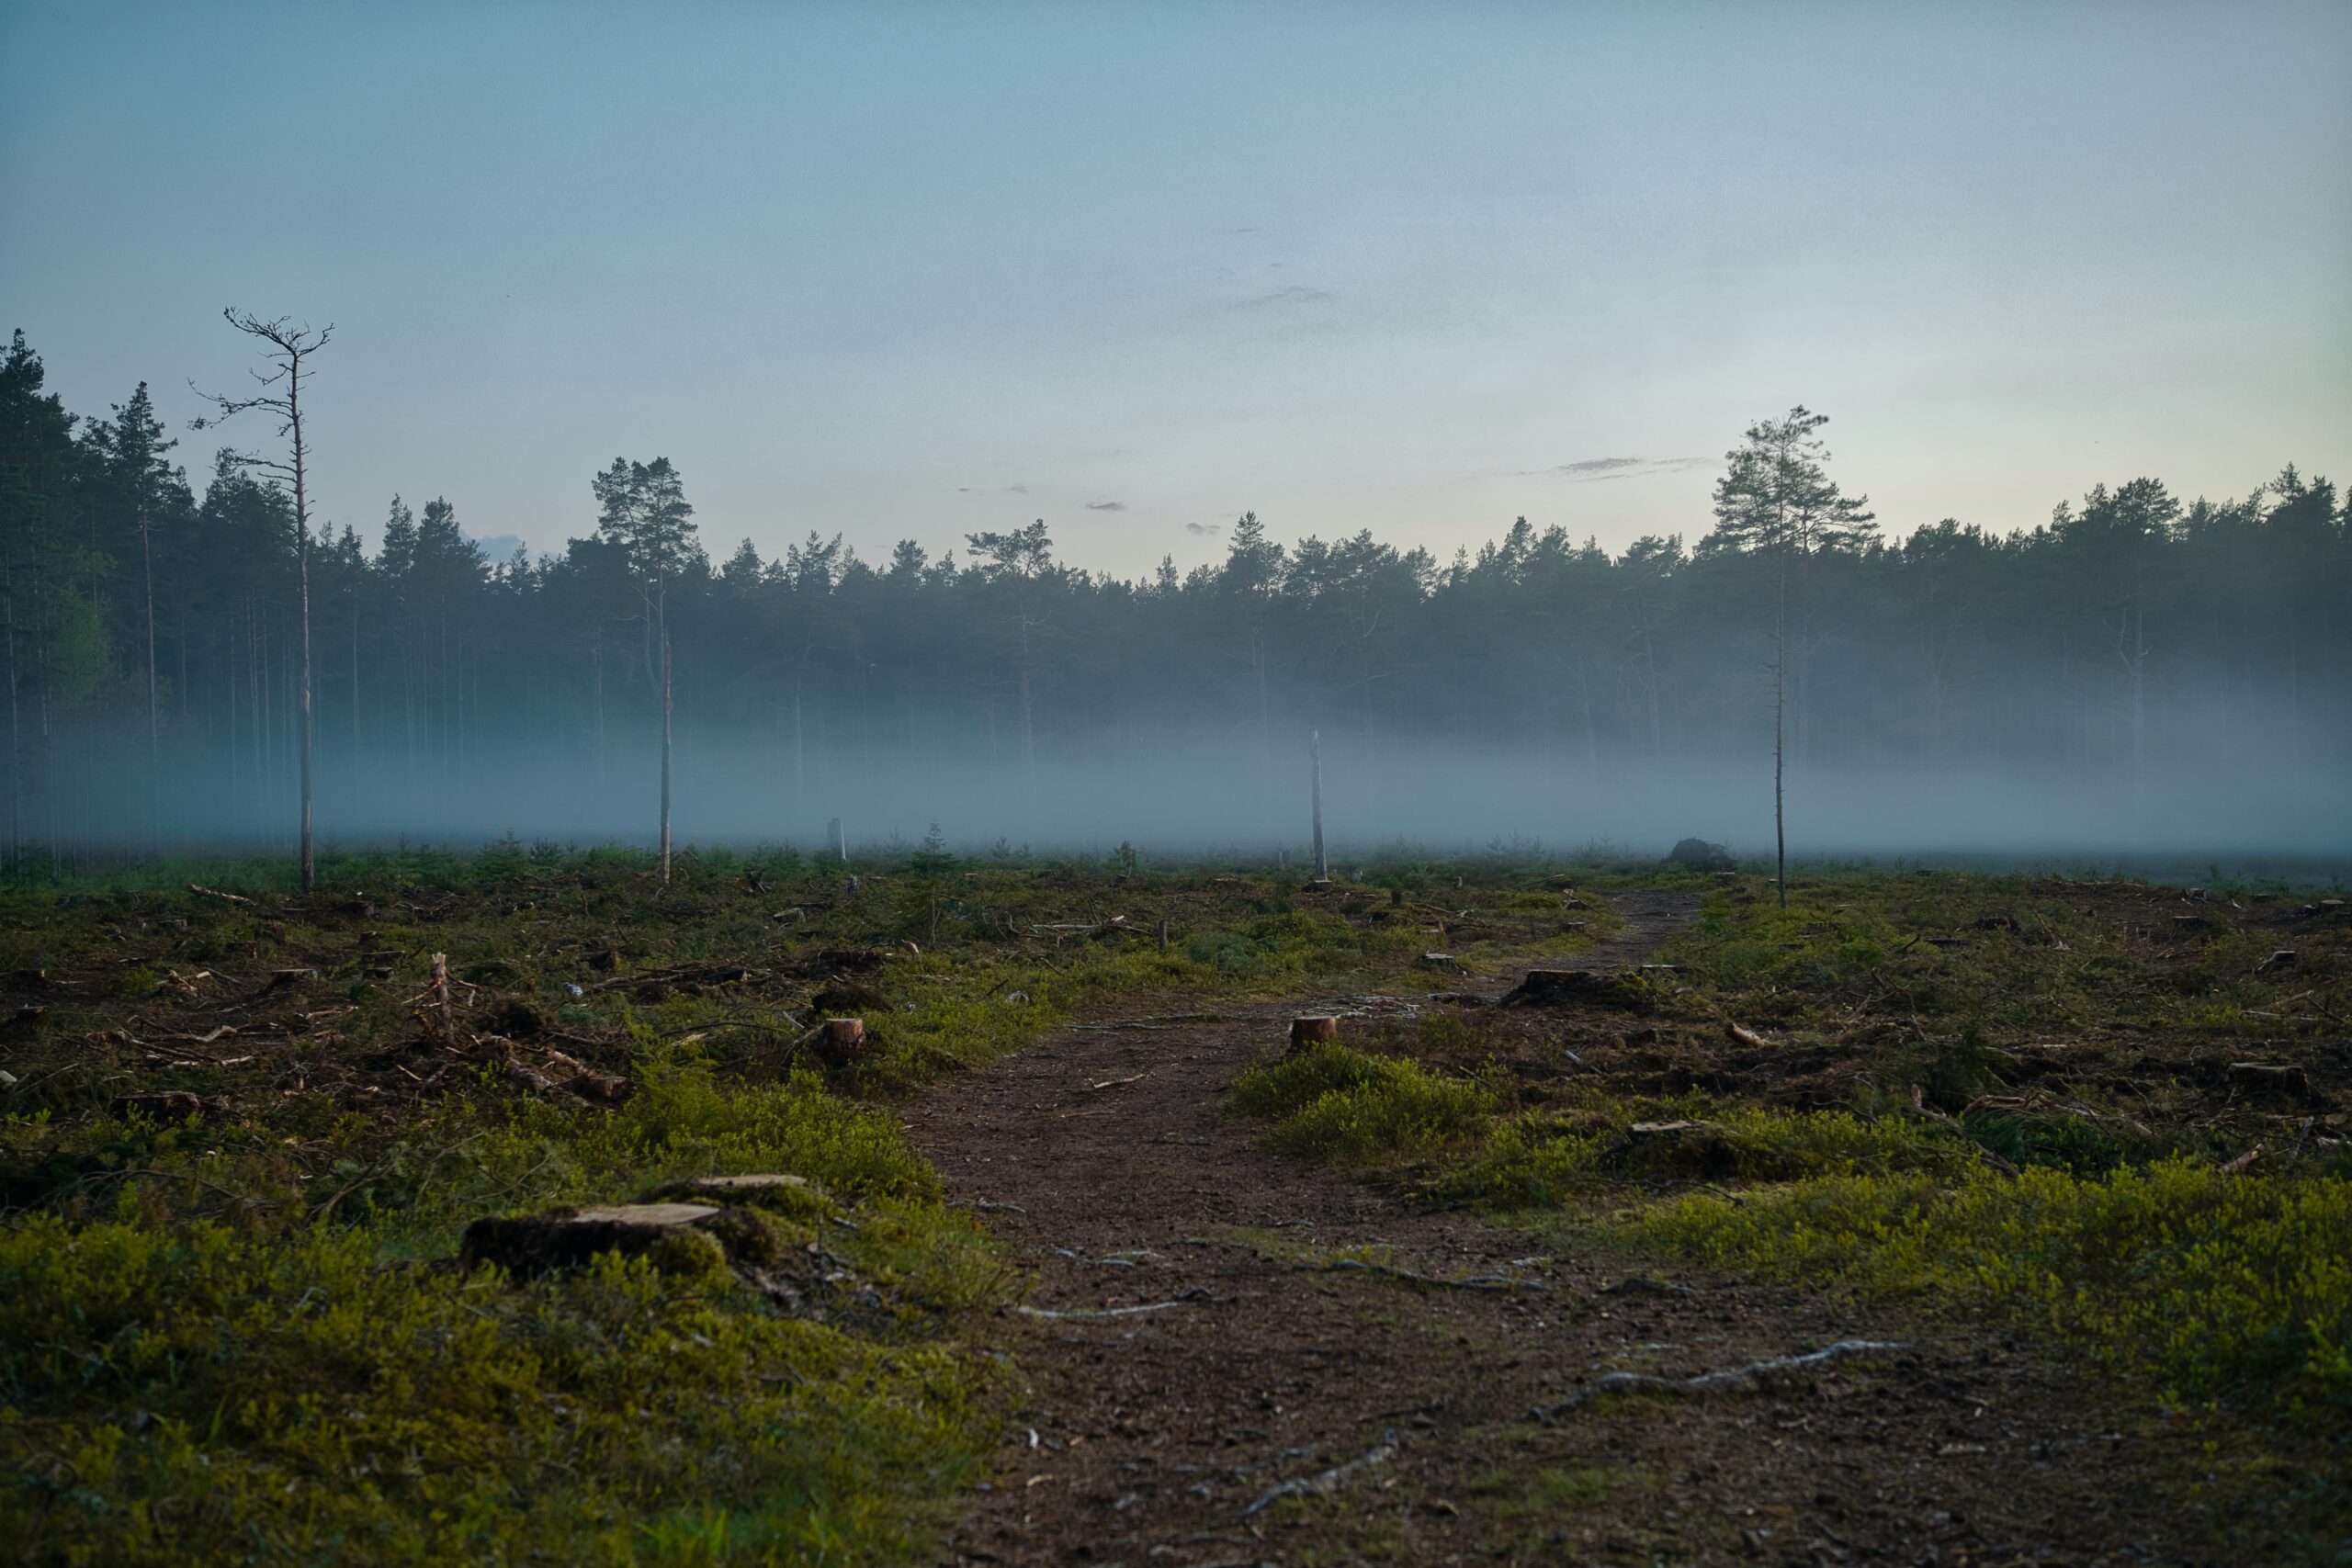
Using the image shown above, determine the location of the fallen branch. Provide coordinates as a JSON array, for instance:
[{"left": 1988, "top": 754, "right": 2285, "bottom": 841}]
[
  {"left": 1241, "top": 1430, "right": 1399, "bottom": 1518},
  {"left": 1724, "top": 1020, "right": 1773, "bottom": 1049},
  {"left": 1013, "top": 1286, "right": 1209, "bottom": 1321},
  {"left": 1531, "top": 1339, "right": 1907, "bottom": 1421},
  {"left": 1086, "top": 1071, "right": 1148, "bottom": 1091},
  {"left": 653, "top": 1014, "right": 802, "bottom": 1039},
  {"left": 1315, "top": 1258, "right": 1544, "bottom": 1292},
  {"left": 187, "top": 884, "right": 253, "bottom": 906}
]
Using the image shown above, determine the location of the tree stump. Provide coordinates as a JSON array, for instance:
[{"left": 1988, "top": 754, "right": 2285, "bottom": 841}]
[
  {"left": 1499, "top": 968, "right": 1650, "bottom": 1010},
  {"left": 1289, "top": 1016, "right": 1340, "bottom": 1053},
  {"left": 459, "top": 1201, "right": 719, "bottom": 1277},
  {"left": 817, "top": 1017, "right": 868, "bottom": 1066}
]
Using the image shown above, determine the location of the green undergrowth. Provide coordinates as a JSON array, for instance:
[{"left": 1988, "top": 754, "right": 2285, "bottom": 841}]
[
  {"left": 1234, "top": 866, "right": 2352, "bottom": 1547},
  {"left": 1, "top": 841, "right": 1621, "bottom": 1562},
  {"left": 3, "top": 1059, "right": 1012, "bottom": 1565},
  {"left": 1230, "top": 1041, "right": 1499, "bottom": 1162},
  {"left": 1241, "top": 1041, "right": 2351, "bottom": 1535},
  {"left": 1631, "top": 1159, "right": 2351, "bottom": 1416}
]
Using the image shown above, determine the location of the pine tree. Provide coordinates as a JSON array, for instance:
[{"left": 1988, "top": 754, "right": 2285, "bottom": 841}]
[
  {"left": 1711, "top": 408, "right": 1872, "bottom": 907},
  {"left": 593, "top": 457, "right": 698, "bottom": 880}
]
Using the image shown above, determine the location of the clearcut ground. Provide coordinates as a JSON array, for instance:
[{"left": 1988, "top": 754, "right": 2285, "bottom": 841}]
[{"left": 910, "top": 891, "right": 2210, "bottom": 1566}]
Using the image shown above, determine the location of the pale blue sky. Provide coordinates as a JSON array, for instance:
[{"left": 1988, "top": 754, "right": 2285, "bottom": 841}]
[{"left": 5, "top": 1, "right": 2346, "bottom": 574}]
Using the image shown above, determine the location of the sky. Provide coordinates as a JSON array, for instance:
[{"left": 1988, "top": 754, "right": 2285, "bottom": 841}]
[{"left": 4, "top": 0, "right": 2347, "bottom": 579}]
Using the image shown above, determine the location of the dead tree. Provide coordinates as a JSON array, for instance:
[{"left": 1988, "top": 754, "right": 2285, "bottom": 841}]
[
  {"left": 193, "top": 310, "right": 333, "bottom": 891},
  {"left": 1309, "top": 728, "right": 1329, "bottom": 882}
]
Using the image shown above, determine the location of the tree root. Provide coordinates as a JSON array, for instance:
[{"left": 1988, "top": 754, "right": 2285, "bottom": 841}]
[
  {"left": 1314, "top": 1258, "right": 1546, "bottom": 1292},
  {"left": 1530, "top": 1338, "right": 1908, "bottom": 1421},
  {"left": 1014, "top": 1286, "right": 1210, "bottom": 1320},
  {"left": 1241, "top": 1429, "right": 1399, "bottom": 1518}
]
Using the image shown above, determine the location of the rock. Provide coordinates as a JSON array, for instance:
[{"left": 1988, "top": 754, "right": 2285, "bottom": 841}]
[
  {"left": 459, "top": 1201, "right": 721, "bottom": 1277},
  {"left": 1666, "top": 839, "right": 1736, "bottom": 873},
  {"left": 1498, "top": 968, "right": 1652, "bottom": 1010}
]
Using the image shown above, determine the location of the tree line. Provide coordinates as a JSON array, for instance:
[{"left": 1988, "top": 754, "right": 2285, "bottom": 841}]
[{"left": 3, "top": 324, "right": 2346, "bottom": 870}]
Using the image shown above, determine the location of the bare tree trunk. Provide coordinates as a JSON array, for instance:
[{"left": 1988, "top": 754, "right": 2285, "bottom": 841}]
[
  {"left": 0, "top": 552, "right": 17, "bottom": 879},
  {"left": 1018, "top": 617, "right": 1037, "bottom": 821},
  {"left": 1642, "top": 626, "right": 1663, "bottom": 768},
  {"left": 1573, "top": 652, "right": 1600, "bottom": 789},
  {"left": 36, "top": 581, "right": 56, "bottom": 879},
  {"left": 194, "top": 311, "right": 331, "bottom": 885},
  {"left": 1774, "top": 550, "right": 1788, "bottom": 909},
  {"left": 294, "top": 497, "right": 314, "bottom": 890},
  {"left": 139, "top": 498, "right": 160, "bottom": 853},
  {"left": 1, "top": 554, "right": 17, "bottom": 874},
  {"left": 1254, "top": 627, "right": 1271, "bottom": 783},
  {"left": 248, "top": 604, "right": 265, "bottom": 828},
  {"left": 1310, "top": 728, "right": 1328, "bottom": 881},
  {"left": 658, "top": 579, "right": 673, "bottom": 884}
]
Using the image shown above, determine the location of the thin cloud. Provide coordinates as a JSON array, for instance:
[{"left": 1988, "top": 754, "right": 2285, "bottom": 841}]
[
  {"left": 1232, "top": 284, "right": 1332, "bottom": 310},
  {"left": 1085, "top": 500, "right": 1125, "bottom": 513},
  {"left": 1184, "top": 522, "right": 1225, "bottom": 536},
  {"left": 956, "top": 483, "right": 1030, "bottom": 496},
  {"left": 1547, "top": 455, "right": 1713, "bottom": 482}
]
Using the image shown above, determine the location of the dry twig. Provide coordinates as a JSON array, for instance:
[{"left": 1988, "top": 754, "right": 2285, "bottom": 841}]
[{"left": 1531, "top": 1338, "right": 1907, "bottom": 1421}]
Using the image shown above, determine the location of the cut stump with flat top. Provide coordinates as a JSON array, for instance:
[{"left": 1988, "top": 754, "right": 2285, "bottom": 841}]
[
  {"left": 1289, "top": 1016, "right": 1340, "bottom": 1053},
  {"left": 817, "top": 1017, "right": 868, "bottom": 1067}
]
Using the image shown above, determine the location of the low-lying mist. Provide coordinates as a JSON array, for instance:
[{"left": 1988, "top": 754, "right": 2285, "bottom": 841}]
[{"left": 48, "top": 705, "right": 2352, "bottom": 882}]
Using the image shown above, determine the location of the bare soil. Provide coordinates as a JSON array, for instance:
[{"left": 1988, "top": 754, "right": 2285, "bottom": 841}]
[{"left": 906, "top": 892, "right": 2214, "bottom": 1566}]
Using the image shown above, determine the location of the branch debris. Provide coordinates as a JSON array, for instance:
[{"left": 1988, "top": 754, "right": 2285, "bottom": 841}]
[
  {"left": 1014, "top": 1286, "right": 1210, "bottom": 1320},
  {"left": 1531, "top": 1338, "right": 1908, "bottom": 1421},
  {"left": 1241, "top": 1429, "right": 1399, "bottom": 1518}
]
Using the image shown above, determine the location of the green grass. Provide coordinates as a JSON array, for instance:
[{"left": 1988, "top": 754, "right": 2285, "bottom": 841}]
[
  {"left": 1228, "top": 867, "right": 2352, "bottom": 1548},
  {"left": 2, "top": 1059, "right": 1010, "bottom": 1565},
  {"left": 0, "top": 841, "right": 1622, "bottom": 1562},
  {"left": 1231, "top": 1042, "right": 1497, "bottom": 1162},
  {"left": 1631, "top": 1158, "right": 2352, "bottom": 1418}
]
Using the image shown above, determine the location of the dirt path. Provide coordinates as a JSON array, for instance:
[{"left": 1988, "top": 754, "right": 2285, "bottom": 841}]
[{"left": 903, "top": 891, "right": 2204, "bottom": 1565}]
